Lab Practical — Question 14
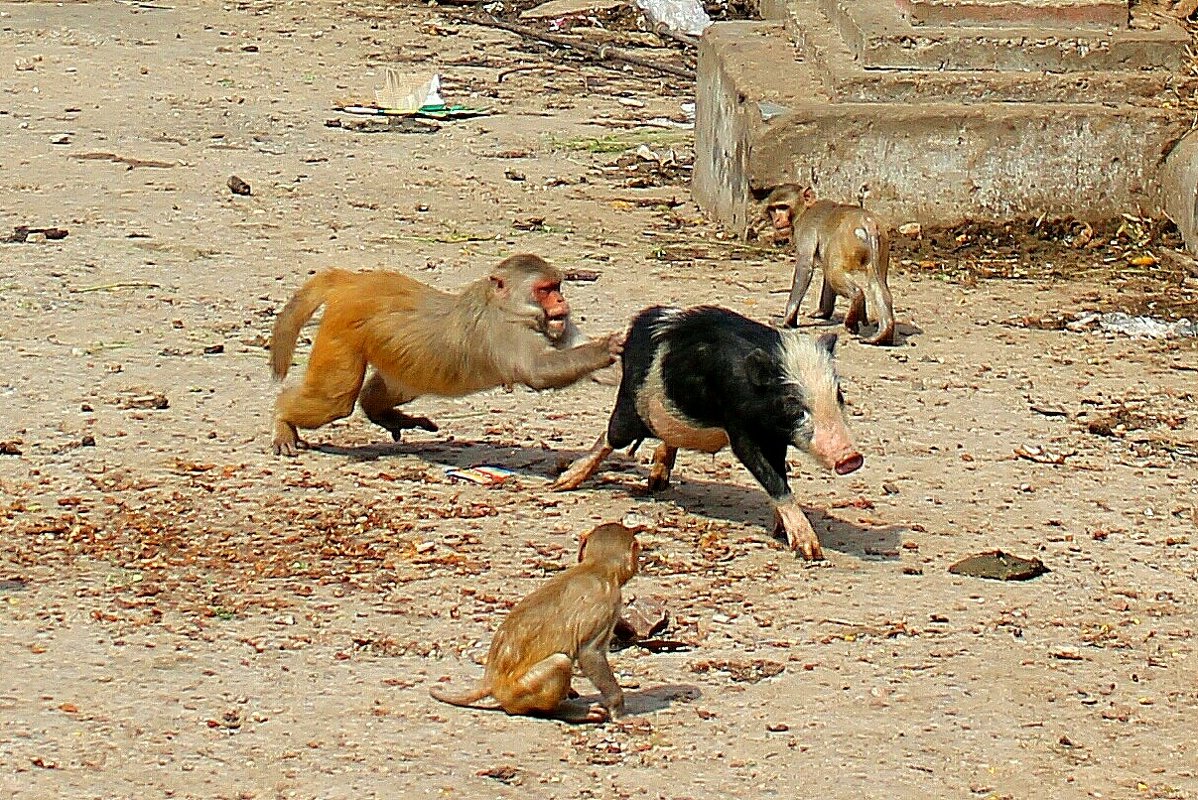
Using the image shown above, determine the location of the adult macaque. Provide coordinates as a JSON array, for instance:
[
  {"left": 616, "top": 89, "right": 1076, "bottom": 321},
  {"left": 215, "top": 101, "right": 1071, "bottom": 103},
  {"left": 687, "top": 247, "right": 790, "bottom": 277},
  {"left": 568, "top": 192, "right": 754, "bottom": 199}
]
[
  {"left": 429, "top": 523, "right": 640, "bottom": 723},
  {"left": 269, "top": 254, "right": 622, "bottom": 455},
  {"left": 765, "top": 184, "right": 896, "bottom": 346}
]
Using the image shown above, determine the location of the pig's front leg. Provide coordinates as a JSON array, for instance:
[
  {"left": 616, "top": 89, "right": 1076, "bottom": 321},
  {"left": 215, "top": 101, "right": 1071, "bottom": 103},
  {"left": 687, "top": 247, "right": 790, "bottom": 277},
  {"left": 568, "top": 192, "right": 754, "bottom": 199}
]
[
  {"left": 773, "top": 502, "right": 822, "bottom": 561},
  {"left": 728, "top": 433, "right": 824, "bottom": 560}
]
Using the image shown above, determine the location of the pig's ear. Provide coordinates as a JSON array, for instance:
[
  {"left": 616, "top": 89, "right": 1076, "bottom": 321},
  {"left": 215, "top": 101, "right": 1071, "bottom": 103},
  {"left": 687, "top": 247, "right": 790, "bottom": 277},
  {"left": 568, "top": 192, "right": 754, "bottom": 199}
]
[
  {"left": 746, "top": 349, "right": 775, "bottom": 388},
  {"left": 816, "top": 332, "right": 838, "bottom": 355}
]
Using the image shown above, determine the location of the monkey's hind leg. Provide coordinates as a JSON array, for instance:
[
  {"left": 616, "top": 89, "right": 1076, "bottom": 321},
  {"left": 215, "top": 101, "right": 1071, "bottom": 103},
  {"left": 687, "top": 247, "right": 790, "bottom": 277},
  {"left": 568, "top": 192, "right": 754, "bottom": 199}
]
[
  {"left": 498, "top": 653, "right": 606, "bottom": 723},
  {"left": 359, "top": 372, "right": 439, "bottom": 441},
  {"left": 813, "top": 278, "right": 837, "bottom": 320},
  {"left": 552, "top": 434, "right": 614, "bottom": 491},
  {"left": 273, "top": 344, "right": 367, "bottom": 456},
  {"left": 842, "top": 288, "right": 867, "bottom": 335},
  {"left": 646, "top": 443, "right": 678, "bottom": 492}
]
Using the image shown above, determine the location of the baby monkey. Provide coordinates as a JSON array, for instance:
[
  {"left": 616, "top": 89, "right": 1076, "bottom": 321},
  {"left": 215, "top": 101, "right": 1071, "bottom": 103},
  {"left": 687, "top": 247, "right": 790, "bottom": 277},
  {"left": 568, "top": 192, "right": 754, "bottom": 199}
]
[
  {"left": 430, "top": 523, "right": 640, "bottom": 723},
  {"left": 764, "top": 184, "right": 896, "bottom": 346}
]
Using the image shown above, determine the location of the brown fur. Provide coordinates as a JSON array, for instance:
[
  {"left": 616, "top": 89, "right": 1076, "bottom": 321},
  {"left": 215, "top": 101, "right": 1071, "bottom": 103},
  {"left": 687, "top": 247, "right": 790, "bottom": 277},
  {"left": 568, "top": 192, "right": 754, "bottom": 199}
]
[
  {"left": 269, "top": 254, "right": 622, "bottom": 455},
  {"left": 765, "top": 184, "right": 896, "bottom": 346},
  {"left": 429, "top": 523, "right": 640, "bottom": 722}
]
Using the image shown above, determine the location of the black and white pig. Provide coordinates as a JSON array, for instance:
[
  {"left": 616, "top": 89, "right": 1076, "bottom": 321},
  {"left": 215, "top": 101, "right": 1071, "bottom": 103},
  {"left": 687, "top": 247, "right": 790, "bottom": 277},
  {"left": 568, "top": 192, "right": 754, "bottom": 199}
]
[{"left": 552, "top": 305, "right": 863, "bottom": 560}]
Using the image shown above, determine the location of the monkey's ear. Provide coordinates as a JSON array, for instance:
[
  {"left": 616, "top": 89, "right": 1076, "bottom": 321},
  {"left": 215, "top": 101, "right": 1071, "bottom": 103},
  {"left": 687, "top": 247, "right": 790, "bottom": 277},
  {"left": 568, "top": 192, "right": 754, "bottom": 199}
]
[
  {"left": 816, "top": 332, "right": 838, "bottom": 355},
  {"left": 489, "top": 274, "right": 508, "bottom": 297},
  {"left": 745, "top": 349, "right": 775, "bottom": 388},
  {"left": 801, "top": 186, "right": 817, "bottom": 207},
  {"left": 577, "top": 531, "right": 590, "bottom": 563}
]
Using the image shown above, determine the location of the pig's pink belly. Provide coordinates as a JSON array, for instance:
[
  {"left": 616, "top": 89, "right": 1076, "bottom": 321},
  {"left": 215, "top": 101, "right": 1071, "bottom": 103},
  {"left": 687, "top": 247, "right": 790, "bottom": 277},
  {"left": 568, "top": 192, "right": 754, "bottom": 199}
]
[{"left": 644, "top": 396, "right": 729, "bottom": 453}]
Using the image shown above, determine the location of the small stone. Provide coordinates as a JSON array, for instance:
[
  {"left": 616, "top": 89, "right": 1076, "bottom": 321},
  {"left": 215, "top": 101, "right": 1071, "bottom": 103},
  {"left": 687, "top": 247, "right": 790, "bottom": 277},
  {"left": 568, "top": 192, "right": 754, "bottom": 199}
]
[{"left": 227, "top": 175, "right": 251, "bottom": 196}]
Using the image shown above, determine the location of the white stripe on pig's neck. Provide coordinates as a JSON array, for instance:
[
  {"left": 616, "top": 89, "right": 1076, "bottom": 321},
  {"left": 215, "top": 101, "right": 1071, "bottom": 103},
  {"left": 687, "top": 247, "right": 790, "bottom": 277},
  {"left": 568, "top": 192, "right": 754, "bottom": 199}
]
[{"left": 779, "top": 332, "right": 839, "bottom": 416}]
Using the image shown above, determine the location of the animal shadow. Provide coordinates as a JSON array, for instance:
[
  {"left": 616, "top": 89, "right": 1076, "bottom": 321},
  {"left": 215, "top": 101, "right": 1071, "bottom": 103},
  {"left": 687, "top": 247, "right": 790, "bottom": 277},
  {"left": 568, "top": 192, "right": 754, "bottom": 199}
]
[
  {"left": 615, "top": 684, "right": 702, "bottom": 716},
  {"left": 643, "top": 473, "right": 906, "bottom": 560},
  {"left": 308, "top": 436, "right": 590, "bottom": 474},
  {"left": 787, "top": 315, "right": 923, "bottom": 346}
]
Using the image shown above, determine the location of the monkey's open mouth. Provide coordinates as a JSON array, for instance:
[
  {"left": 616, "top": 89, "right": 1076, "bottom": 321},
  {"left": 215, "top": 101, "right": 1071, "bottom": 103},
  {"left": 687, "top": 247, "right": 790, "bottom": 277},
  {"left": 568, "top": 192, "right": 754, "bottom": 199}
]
[{"left": 546, "top": 317, "right": 567, "bottom": 338}]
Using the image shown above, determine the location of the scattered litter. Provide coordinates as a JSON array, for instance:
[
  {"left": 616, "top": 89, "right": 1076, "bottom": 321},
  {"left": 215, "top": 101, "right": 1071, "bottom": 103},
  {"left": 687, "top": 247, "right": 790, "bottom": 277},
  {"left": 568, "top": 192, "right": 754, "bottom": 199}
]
[
  {"left": 1013, "top": 444, "right": 1073, "bottom": 464},
  {"left": 3, "top": 226, "right": 68, "bottom": 243},
  {"left": 0, "top": 441, "right": 22, "bottom": 456},
  {"left": 613, "top": 594, "right": 669, "bottom": 641},
  {"left": 564, "top": 268, "right": 601, "bottom": 282},
  {"left": 227, "top": 175, "right": 251, "bottom": 196},
  {"left": 70, "top": 151, "right": 176, "bottom": 169},
  {"left": 519, "top": 0, "right": 625, "bottom": 21},
  {"left": 334, "top": 68, "right": 491, "bottom": 122},
  {"left": 634, "top": 0, "right": 711, "bottom": 37},
  {"left": 326, "top": 116, "right": 440, "bottom": 134},
  {"left": 1028, "top": 402, "right": 1068, "bottom": 417},
  {"left": 118, "top": 392, "right": 170, "bottom": 410},
  {"left": 376, "top": 70, "right": 444, "bottom": 113},
  {"left": 1067, "top": 312, "right": 1197, "bottom": 339},
  {"left": 690, "top": 658, "right": 785, "bottom": 683},
  {"left": 948, "top": 550, "right": 1048, "bottom": 581},
  {"left": 444, "top": 465, "right": 515, "bottom": 486}
]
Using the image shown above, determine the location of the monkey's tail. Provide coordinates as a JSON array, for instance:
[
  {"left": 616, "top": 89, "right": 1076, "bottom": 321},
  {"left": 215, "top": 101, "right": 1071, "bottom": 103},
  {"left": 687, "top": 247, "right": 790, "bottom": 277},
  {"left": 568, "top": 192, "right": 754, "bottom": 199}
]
[
  {"left": 865, "top": 217, "right": 882, "bottom": 262},
  {"left": 429, "top": 681, "right": 502, "bottom": 710},
  {"left": 270, "top": 271, "right": 339, "bottom": 380}
]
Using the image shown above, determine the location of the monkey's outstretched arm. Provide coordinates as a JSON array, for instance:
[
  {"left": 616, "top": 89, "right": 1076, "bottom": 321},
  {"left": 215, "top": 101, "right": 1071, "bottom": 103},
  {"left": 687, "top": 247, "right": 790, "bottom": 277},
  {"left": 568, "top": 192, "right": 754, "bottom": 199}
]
[{"left": 521, "top": 337, "right": 618, "bottom": 390}]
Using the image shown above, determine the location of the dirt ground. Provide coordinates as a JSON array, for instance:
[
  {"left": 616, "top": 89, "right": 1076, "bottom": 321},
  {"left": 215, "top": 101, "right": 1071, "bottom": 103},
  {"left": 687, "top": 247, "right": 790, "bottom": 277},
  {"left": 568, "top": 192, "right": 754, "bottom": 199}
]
[{"left": 2, "top": 2, "right": 1198, "bottom": 798}]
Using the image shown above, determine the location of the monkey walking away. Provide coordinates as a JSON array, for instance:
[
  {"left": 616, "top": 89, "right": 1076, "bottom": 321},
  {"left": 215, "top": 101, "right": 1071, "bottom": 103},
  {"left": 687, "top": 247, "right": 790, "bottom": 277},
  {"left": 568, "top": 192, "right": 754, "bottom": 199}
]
[
  {"left": 430, "top": 523, "right": 640, "bottom": 723},
  {"left": 764, "top": 183, "right": 897, "bottom": 346},
  {"left": 553, "top": 306, "right": 863, "bottom": 561},
  {"left": 269, "top": 254, "right": 623, "bottom": 456}
]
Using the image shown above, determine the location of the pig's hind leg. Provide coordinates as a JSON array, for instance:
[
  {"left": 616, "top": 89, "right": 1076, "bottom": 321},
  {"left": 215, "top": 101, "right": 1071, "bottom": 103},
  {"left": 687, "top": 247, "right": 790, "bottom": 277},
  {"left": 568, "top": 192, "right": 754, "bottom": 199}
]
[
  {"left": 647, "top": 443, "right": 678, "bottom": 491},
  {"left": 551, "top": 434, "right": 613, "bottom": 491},
  {"left": 552, "top": 393, "right": 650, "bottom": 491}
]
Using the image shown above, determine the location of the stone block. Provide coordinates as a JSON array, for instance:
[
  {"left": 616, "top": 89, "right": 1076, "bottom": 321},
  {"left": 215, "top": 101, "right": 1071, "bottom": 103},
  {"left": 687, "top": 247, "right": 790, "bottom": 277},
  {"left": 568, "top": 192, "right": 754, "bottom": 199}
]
[
  {"left": 1162, "top": 131, "right": 1198, "bottom": 255},
  {"left": 896, "top": 0, "right": 1129, "bottom": 29},
  {"left": 826, "top": 0, "right": 1186, "bottom": 72},
  {"left": 695, "top": 22, "right": 1191, "bottom": 233},
  {"left": 768, "top": 0, "right": 1192, "bottom": 104}
]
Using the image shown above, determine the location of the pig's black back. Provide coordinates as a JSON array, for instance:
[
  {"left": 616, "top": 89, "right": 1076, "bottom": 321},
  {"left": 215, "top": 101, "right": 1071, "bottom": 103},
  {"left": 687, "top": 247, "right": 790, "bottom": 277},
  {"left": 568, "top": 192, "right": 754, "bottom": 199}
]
[{"left": 607, "top": 306, "right": 785, "bottom": 448}]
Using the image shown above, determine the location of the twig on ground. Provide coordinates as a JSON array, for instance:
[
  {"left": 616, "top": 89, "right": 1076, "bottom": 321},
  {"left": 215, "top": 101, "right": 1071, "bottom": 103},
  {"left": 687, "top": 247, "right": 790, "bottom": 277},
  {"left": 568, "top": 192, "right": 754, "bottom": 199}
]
[{"left": 459, "top": 14, "right": 696, "bottom": 81}]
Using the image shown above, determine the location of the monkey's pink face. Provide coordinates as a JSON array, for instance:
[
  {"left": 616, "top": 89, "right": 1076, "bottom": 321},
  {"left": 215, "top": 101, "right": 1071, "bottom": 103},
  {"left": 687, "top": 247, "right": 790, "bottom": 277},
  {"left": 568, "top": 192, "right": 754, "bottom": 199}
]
[
  {"left": 534, "top": 279, "right": 570, "bottom": 339},
  {"left": 768, "top": 207, "right": 792, "bottom": 231}
]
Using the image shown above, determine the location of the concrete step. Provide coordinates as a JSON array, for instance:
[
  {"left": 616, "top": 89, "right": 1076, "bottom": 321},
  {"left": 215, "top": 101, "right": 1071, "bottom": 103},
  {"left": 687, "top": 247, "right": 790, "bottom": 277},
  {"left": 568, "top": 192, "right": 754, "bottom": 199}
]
[
  {"left": 897, "top": 0, "right": 1129, "bottom": 30},
  {"left": 761, "top": 0, "right": 1193, "bottom": 104},
  {"left": 823, "top": 0, "right": 1187, "bottom": 72},
  {"left": 693, "top": 21, "right": 1192, "bottom": 235}
]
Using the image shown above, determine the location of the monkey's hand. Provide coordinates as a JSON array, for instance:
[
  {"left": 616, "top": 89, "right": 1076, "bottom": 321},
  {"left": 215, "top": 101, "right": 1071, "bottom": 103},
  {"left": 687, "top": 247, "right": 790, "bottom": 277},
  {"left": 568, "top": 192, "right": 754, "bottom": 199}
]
[{"left": 604, "top": 332, "right": 625, "bottom": 361}]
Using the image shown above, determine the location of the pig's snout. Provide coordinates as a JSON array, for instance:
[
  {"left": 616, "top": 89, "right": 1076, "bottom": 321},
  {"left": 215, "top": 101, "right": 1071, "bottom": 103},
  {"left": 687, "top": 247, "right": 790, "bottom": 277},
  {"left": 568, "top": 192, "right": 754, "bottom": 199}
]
[
  {"left": 810, "top": 421, "right": 862, "bottom": 476},
  {"left": 834, "top": 452, "right": 864, "bottom": 475}
]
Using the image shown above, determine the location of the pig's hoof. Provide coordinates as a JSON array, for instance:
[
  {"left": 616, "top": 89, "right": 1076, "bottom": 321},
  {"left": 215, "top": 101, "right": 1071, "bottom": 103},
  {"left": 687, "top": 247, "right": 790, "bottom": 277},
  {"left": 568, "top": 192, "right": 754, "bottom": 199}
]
[{"left": 792, "top": 539, "right": 825, "bottom": 561}]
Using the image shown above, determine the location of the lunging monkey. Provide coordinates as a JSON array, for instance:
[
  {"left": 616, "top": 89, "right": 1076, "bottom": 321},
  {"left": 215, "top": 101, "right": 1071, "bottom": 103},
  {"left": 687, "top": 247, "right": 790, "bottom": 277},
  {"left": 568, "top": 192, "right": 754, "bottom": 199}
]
[
  {"left": 269, "top": 254, "right": 623, "bottom": 456},
  {"left": 430, "top": 523, "right": 640, "bottom": 723},
  {"left": 764, "top": 184, "right": 896, "bottom": 346}
]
